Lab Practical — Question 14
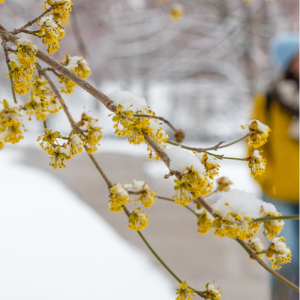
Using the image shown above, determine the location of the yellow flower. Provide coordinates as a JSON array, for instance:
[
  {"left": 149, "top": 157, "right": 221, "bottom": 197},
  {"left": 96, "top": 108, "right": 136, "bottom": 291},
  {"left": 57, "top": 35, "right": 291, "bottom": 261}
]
[
  {"left": 247, "top": 149, "right": 266, "bottom": 177},
  {"left": 46, "top": 0, "right": 73, "bottom": 21},
  {"left": 37, "top": 128, "right": 61, "bottom": 150},
  {"left": 61, "top": 54, "right": 91, "bottom": 79},
  {"left": 197, "top": 152, "right": 220, "bottom": 179},
  {"left": 78, "top": 112, "right": 103, "bottom": 154},
  {"left": 0, "top": 99, "right": 25, "bottom": 144},
  {"left": 128, "top": 208, "right": 149, "bottom": 231},
  {"left": 204, "top": 282, "right": 221, "bottom": 300},
  {"left": 30, "top": 76, "right": 51, "bottom": 101},
  {"left": 216, "top": 177, "right": 233, "bottom": 192},
  {"left": 37, "top": 15, "right": 65, "bottom": 54},
  {"left": 129, "top": 180, "right": 157, "bottom": 208},
  {"left": 242, "top": 120, "right": 271, "bottom": 149},
  {"left": 68, "top": 132, "right": 84, "bottom": 155},
  {"left": 45, "top": 95, "right": 63, "bottom": 114},
  {"left": 263, "top": 216, "right": 284, "bottom": 240},
  {"left": 170, "top": 4, "right": 184, "bottom": 21},
  {"left": 197, "top": 209, "right": 214, "bottom": 234},
  {"left": 248, "top": 237, "right": 265, "bottom": 258},
  {"left": 58, "top": 76, "right": 77, "bottom": 94},
  {"left": 24, "top": 93, "right": 48, "bottom": 121},
  {"left": 173, "top": 178, "right": 193, "bottom": 206},
  {"left": 108, "top": 183, "right": 129, "bottom": 212},
  {"left": 48, "top": 145, "right": 70, "bottom": 169},
  {"left": 266, "top": 237, "right": 291, "bottom": 269},
  {"left": 176, "top": 281, "right": 195, "bottom": 300}
]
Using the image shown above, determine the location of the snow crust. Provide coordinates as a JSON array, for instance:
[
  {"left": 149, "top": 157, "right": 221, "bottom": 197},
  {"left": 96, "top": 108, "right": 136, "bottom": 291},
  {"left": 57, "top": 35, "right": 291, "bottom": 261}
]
[
  {"left": 164, "top": 146, "right": 204, "bottom": 173},
  {"left": 108, "top": 90, "right": 148, "bottom": 112},
  {"left": 272, "top": 237, "right": 291, "bottom": 254},
  {"left": 212, "top": 189, "right": 279, "bottom": 219}
]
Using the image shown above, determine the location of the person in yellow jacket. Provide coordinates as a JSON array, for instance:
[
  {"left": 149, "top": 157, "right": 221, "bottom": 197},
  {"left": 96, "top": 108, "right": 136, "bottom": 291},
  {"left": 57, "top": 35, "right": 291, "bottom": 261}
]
[{"left": 251, "top": 33, "right": 299, "bottom": 300}]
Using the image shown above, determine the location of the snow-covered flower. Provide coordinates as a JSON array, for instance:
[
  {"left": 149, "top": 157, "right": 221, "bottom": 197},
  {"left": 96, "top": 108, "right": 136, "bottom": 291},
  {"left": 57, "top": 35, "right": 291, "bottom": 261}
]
[
  {"left": 0, "top": 99, "right": 25, "bottom": 144},
  {"left": 247, "top": 149, "right": 266, "bottom": 177},
  {"left": 45, "top": 94, "right": 62, "bottom": 114},
  {"left": 78, "top": 112, "right": 103, "bottom": 154},
  {"left": 108, "top": 183, "right": 130, "bottom": 212},
  {"left": 37, "top": 128, "right": 61, "bottom": 150},
  {"left": 248, "top": 237, "right": 265, "bottom": 258},
  {"left": 216, "top": 177, "right": 233, "bottom": 192},
  {"left": 24, "top": 93, "right": 48, "bottom": 121},
  {"left": 266, "top": 237, "right": 291, "bottom": 269},
  {"left": 196, "top": 152, "right": 220, "bottom": 179},
  {"left": 128, "top": 208, "right": 149, "bottom": 231},
  {"left": 37, "top": 15, "right": 65, "bottom": 54},
  {"left": 170, "top": 4, "right": 184, "bottom": 21},
  {"left": 176, "top": 281, "right": 195, "bottom": 300},
  {"left": 165, "top": 147, "right": 213, "bottom": 205},
  {"left": 125, "top": 179, "right": 157, "bottom": 208},
  {"left": 46, "top": 0, "right": 73, "bottom": 21},
  {"left": 61, "top": 54, "right": 91, "bottom": 79},
  {"left": 68, "top": 133, "right": 84, "bottom": 155},
  {"left": 204, "top": 282, "right": 221, "bottom": 300},
  {"left": 242, "top": 120, "right": 271, "bottom": 149},
  {"left": 212, "top": 189, "right": 283, "bottom": 240},
  {"left": 197, "top": 208, "right": 214, "bottom": 234},
  {"left": 109, "top": 90, "right": 168, "bottom": 159}
]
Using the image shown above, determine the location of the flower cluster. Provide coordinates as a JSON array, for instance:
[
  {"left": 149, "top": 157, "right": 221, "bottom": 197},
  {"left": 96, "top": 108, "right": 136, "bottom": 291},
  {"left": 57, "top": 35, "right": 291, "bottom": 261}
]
[
  {"left": 77, "top": 112, "right": 103, "bottom": 154},
  {"left": 37, "top": 15, "right": 65, "bottom": 54},
  {"left": 246, "top": 149, "right": 266, "bottom": 177},
  {"left": 196, "top": 152, "right": 220, "bottom": 179},
  {"left": 176, "top": 282, "right": 195, "bottom": 300},
  {"left": 45, "top": 0, "right": 72, "bottom": 21},
  {"left": 109, "top": 90, "right": 168, "bottom": 160},
  {"left": 197, "top": 208, "right": 214, "bottom": 234},
  {"left": 0, "top": 99, "right": 25, "bottom": 147},
  {"left": 108, "top": 179, "right": 156, "bottom": 231},
  {"left": 242, "top": 120, "right": 270, "bottom": 177},
  {"left": 204, "top": 282, "right": 222, "bottom": 300},
  {"left": 8, "top": 37, "right": 37, "bottom": 95},
  {"left": 59, "top": 54, "right": 91, "bottom": 94},
  {"left": 37, "top": 127, "right": 85, "bottom": 169},
  {"left": 266, "top": 237, "right": 291, "bottom": 269},
  {"left": 211, "top": 189, "right": 284, "bottom": 240},
  {"left": 165, "top": 147, "right": 213, "bottom": 206},
  {"left": 128, "top": 208, "right": 149, "bottom": 231}
]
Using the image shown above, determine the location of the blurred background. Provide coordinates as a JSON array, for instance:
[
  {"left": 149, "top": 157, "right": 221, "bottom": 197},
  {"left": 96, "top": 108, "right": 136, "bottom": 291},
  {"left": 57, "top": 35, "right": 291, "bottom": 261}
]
[{"left": 0, "top": 0, "right": 298, "bottom": 299}]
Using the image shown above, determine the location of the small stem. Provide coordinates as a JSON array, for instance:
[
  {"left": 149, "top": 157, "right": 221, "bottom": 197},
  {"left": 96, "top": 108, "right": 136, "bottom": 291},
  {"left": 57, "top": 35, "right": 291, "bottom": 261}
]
[
  {"left": 202, "top": 134, "right": 250, "bottom": 151},
  {"left": 134, "top": 114, "right": 177, "bottom": 132},
  {"left": 2, "top": 42, "right": 17, "bottom": 104},
  {"left": 123, "top": 207, "right": 182, "bottom": 283},
  {"left": 43, "top": 120, "right": 47, "bottom": 129},
  {"left": 253, "top": 215, "right": 299, "bottom": 223},
  {"left": 236, "top": 239, "right": 299, "bottom": 293},
  {"left": 156, "top": 195, "right": 198, "bottom": 217},
  {"left": 11, "top": 7, "right": 53, "bottom": 35}
]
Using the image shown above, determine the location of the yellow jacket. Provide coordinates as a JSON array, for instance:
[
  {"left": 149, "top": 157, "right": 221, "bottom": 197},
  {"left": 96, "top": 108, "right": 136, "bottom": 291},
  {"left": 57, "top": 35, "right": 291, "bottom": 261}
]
[{"left": 251, "top": 93, "right": 299, "bottom": 203}]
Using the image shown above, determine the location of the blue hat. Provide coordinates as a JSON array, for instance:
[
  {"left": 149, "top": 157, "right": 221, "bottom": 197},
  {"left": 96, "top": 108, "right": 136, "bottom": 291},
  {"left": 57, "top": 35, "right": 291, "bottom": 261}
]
[{"left": 270, "top": 33, "right": 299, "bottom": 71}]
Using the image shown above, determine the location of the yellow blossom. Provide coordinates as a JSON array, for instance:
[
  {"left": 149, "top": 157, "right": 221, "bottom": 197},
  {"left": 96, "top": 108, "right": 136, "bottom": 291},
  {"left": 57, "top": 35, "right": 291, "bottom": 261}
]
[
  {"left": 68, "top": 132, "right": 84, "bottom": 155},
  {"left": 24, "top": 93, "right": 48, "bottom": 121},
  {"left": 216, "top": 177, "right": 233, "bottom": 192},
  {"left": 242, "top": 120, "right": 271, "bottom": 149},
  {"left": 266, "top": 237, "right": 291, "bottom": 269},
  {"left": 128, "top": 208, "right": 149, "bottom": 231},
  {"left": 170, "top": 4, "right": 184, "bottom": 21},
  {"left": 108, "top": 183, "right": 129, "bottom": 212},
  {"left": 48, "top": 145, "right": 70, "bottom": 169},
  {"left": 248, "top": 237, "right": 265, "bottom": 258},
  {"left": 197, "top": 152, "right": 220, "bottom": 179},
  {"left": 204, "top": 282, "right": 221, "bottom": 300},
  {"left": 173, "top": 178, "right": 193, "bottom": 206},
  {"left": 58, "top": 76, "right": 77, "bottom": 94},
  {"left": 60, "top": 54, "right": 91, "bottom": 79},
  {"left": 37, "top": 15, "right": 65, "bottom": 54},
  {"left": 197, "top": 209, "right": 214, "bottom": 234},
  {"left": 0, "top": 99, "right": 25, "bottom": 144},
  {"left": 46, "top": 0, "right": 73, "bottom": 21},
  {"left": 176, "top": 281, "right": 195, "bottom": 300},
  {"left": 37, "top": 128, "right": 61, "bottom": 150},
  {"left": 45, "top": 95, "right": 63, "bottom": 114},
  {"left": 247, "top": 149, "right": 266, "bottom": 177}
]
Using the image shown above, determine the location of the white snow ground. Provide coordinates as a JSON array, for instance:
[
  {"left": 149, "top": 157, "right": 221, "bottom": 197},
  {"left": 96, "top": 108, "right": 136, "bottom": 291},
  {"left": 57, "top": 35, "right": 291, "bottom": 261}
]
[{"left": 0, "top": 150, "right": 175, "bottom": 300}]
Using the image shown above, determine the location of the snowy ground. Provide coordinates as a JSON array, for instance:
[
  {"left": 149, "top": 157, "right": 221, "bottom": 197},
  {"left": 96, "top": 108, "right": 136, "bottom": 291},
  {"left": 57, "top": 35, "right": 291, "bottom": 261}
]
[{"left": 0, "top": 151, "right": 175, "bottom": 300}]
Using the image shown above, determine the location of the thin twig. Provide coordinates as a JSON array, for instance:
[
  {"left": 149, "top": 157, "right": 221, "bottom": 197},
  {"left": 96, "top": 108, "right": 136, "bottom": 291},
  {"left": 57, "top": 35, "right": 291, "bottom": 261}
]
[
  {"left": 253, "top": 215, "right": 299, "bottom": 223},
  {"left": 1, "top": 40, "right": 17, "bottom": 104},
  {"left": 236, "top": 239, "right": 299, "bottom": 293},
  {"left": 134, "top": 114, "right": 177, "bottom": 132},
  {"left": 39, "top": 65, "right": 112, "bottom": 189},
  {"left": 11, "top": 7, "right": 53, "bottom": 35}
]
